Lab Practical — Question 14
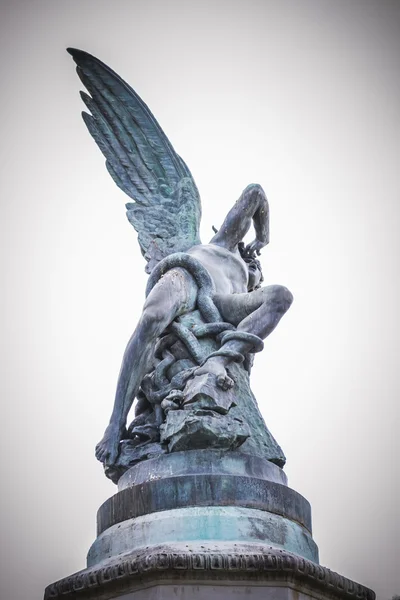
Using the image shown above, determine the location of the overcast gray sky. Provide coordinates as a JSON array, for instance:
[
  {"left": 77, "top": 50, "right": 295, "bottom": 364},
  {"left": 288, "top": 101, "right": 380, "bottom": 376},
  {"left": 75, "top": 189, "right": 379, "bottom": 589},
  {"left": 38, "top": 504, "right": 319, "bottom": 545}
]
[{"left": 1, "top": 1, "right": 399, "bottom": 598}]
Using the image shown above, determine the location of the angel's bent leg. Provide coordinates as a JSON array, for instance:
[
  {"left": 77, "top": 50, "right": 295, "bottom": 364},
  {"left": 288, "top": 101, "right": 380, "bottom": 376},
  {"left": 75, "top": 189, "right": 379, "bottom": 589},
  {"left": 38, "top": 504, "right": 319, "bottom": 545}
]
[
  {"left": 201, "top": 285, "right": 293, "bottom": 376},
  {"left": 215, "top": 284, "right": 293, "bottom": 339},
  {"left": 96, "top": 268, "right": 197, "bottom": 465},
  {"left": 194, "top": 285, "right": 292, "bottom": 387}
]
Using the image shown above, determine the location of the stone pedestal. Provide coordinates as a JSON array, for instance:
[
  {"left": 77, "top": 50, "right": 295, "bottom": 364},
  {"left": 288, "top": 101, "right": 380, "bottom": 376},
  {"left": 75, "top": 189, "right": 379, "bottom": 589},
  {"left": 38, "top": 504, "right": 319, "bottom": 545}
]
[{"left": 45, "top": 451, "right": 375, "bottom": 600}]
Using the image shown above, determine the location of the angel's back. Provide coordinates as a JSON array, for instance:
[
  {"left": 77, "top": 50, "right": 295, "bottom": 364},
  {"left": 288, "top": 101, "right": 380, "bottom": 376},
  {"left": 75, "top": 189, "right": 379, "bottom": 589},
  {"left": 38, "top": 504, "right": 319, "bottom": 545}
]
[{"left": 188, "top": 244, "right": 249, "bottom": 295}]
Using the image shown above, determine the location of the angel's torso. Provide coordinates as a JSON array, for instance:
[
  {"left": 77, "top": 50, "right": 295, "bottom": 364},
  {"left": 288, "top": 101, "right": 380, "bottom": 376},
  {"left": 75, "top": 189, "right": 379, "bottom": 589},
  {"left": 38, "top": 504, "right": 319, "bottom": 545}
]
[{"left": 187, "top": 244, "right": 249, "bottom": 295}]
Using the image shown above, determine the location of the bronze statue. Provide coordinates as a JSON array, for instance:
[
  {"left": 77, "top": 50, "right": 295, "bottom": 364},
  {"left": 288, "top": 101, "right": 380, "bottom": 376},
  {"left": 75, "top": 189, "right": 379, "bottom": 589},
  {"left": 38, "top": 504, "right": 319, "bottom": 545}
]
[{"left": 68, "top": 48, "right": 293, "bottom": 482}]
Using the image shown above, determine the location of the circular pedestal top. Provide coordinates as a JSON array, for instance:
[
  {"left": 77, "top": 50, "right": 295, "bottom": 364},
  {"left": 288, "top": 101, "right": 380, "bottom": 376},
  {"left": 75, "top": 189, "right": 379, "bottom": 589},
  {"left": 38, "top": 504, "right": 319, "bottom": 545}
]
[{"left": 118, "top": 449, "right": 288, "bottom": 491}]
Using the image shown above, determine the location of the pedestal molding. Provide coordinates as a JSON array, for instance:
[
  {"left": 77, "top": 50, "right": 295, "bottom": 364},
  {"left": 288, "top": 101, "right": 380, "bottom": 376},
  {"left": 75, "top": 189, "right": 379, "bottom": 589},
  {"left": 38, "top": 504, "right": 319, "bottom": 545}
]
[{"left": 45, "top": 544, "right": 375, "bottom": 600}]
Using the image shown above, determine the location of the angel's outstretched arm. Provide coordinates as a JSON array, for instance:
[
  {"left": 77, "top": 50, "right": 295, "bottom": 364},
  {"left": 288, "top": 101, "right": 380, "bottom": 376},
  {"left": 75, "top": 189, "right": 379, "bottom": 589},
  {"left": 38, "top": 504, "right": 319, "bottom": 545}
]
[{"left": 210, "top": 184, "right": 269, "bottom": 253}]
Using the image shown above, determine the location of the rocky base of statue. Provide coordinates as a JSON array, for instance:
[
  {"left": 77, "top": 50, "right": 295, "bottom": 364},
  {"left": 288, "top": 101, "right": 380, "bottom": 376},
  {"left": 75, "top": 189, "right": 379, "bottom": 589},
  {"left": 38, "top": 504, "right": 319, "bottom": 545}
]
[
  {"left": 105, "top": 360, "right": 286, "bottom": 484},
  {"left": 45, "top": 451, "right": 375, "bottom": 600}
]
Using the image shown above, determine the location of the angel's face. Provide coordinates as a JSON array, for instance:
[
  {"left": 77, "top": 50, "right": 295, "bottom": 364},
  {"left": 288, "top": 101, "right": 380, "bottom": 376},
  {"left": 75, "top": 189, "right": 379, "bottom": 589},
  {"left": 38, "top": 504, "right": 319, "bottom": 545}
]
[{"left": 247, "top": 259, "right": 262, "bottom": 292}]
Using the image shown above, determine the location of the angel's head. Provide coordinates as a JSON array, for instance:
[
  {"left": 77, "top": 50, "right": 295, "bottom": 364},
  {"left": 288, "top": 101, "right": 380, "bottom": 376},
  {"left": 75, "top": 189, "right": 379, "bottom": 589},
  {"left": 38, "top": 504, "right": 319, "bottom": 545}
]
[
  {"left": 238, "top": 242, "right": 264, "bottom": 292},
  {"left": 247, "top": 258, "right": 263, "bottom": 291}
]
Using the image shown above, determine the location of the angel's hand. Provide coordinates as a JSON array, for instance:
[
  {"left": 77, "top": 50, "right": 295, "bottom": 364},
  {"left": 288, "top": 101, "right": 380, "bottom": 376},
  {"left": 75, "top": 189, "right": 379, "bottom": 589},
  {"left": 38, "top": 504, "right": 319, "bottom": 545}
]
[{"left": 245, "top": 239, "right": 265, "bottom": 256}]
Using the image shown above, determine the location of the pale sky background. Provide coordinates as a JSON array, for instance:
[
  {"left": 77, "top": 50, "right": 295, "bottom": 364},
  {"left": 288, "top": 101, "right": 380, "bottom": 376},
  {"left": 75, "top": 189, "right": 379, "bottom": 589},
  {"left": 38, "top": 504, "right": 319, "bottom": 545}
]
[{"left": 1, "top": 1, "right": 399, "bottom": 599}]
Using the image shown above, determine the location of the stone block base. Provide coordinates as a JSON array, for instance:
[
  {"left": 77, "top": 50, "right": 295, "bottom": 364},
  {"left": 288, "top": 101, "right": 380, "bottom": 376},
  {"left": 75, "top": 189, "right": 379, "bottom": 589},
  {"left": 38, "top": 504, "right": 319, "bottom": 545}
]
[{"left": 110, "top": 584, "right": 360, "bottom": 600}]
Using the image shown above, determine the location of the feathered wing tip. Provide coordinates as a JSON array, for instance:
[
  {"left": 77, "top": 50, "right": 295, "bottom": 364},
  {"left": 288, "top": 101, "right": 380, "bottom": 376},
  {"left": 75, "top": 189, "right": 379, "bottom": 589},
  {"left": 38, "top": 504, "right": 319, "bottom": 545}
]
[{"left": 67, "top": 48, "right": 202, "bottom": 270}]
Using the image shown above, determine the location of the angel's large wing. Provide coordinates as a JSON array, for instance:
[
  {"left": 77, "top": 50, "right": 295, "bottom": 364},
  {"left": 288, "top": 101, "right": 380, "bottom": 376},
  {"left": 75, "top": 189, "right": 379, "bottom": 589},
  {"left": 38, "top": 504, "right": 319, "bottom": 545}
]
[{"left": 68, "top": 48, "right": 202, "bottom": 273}]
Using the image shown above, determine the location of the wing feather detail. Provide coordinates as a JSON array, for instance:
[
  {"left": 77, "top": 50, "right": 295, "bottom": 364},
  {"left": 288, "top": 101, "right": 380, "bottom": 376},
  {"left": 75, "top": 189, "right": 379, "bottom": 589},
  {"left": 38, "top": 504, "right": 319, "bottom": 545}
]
[{"left": 68, "top": 48, "right": 201, "bottom": 271}]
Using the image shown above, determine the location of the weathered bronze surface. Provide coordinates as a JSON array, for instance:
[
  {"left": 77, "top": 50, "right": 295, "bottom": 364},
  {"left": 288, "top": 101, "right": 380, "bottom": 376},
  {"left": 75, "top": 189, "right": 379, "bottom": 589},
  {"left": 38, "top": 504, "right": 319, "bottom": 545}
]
[{"left": 68, "top": 48, "right": 293, "bottom": 481}]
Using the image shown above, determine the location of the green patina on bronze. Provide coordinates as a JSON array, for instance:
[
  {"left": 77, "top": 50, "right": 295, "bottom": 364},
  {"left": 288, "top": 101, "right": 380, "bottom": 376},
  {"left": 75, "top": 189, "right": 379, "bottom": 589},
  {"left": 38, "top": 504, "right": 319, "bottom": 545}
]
[{"left": 68, "top": 48, "right": 292, "bottom": 482}]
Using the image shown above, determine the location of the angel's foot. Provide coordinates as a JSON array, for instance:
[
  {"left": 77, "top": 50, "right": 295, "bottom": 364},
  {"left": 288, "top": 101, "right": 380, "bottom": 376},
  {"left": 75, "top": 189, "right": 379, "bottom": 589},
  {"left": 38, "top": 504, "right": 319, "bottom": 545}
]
[
  {"left": 95, "top": 423, "right": 122, "bottom": 466},
  {"left": 195, "top": 356, "right": 234, "bottom": 391}
]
